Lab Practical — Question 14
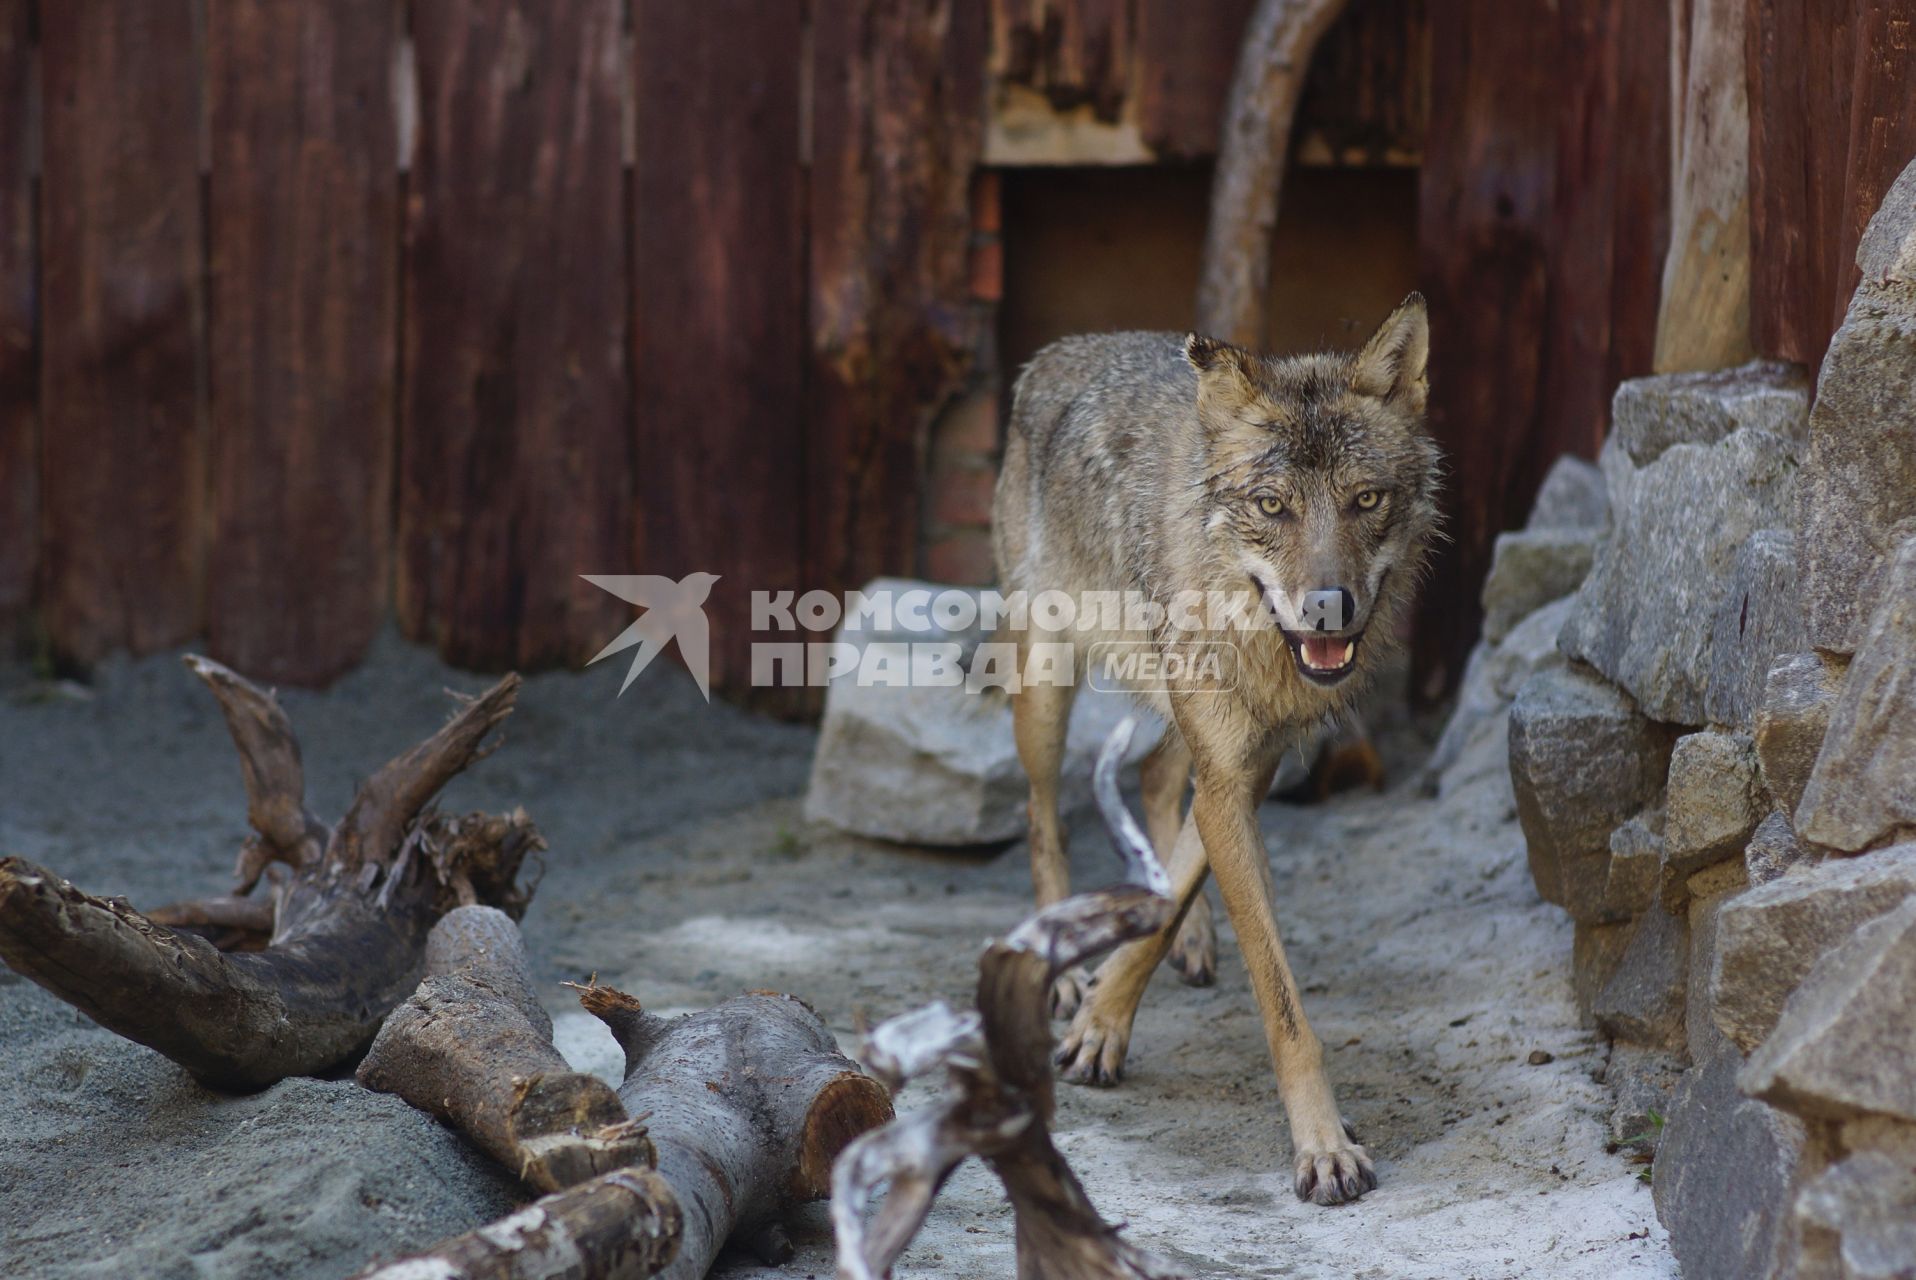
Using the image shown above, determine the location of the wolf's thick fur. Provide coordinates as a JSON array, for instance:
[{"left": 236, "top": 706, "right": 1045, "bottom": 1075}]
[{"left": 992, "top": 296, "right": 1439, "bottom": 1206}]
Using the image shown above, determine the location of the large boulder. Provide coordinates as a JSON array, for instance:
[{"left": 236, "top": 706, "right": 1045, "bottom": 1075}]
[
  {"left": 1561, "top": 425, "right": 1801, "bottom": 726},
  {"left": 1525, "top": 453, "right": 1609, "bottom": 531},
  {"left": 1480, "top": 528, "right": 1598, "bottom": 643},
  {"left": 1755, "top": 651, "right": 1846, "bottom": 820},
  {"left": 1746, "top": 809, "right": 1816, "bottom": 887},
  {"left": 1791, "top": 1143, "right": 1916, "bottom": 1280},
  {"left": 1592, "top": 899, "right": 1689, "bottom": 1051},
  {"left": 1664, "top": 730, "right": 1764, "bottom": 879},
  {"left": 1704, "top": 530, "right": 1808, "bottom": 728},
  {"left": 1796, "top": 156, "right": 1916, "bottom": 656},
  {"left": 804, "top": 580, "right": 1154, "bottom": 845},
  {"left": 1797, "top": 536, "right": 1916, "bottom": 853},
  {"left": 1652, "top": 1050, "right": 1805, "bottom": 1280},
  {"left": 1508, "top": 663, "right": 1677, "bottom": 921},
  {"left": 1710, "top": 842, "right": 1916, "bottom": 1052},
  {"left": 1740, "top": 896, "right": 1916, "bottom": 1125},
  {"left": 1609, "top": 360, "right": 1810, "bottom": 466},
  {"left": 1425, "top": 595, "right": 1573, "bottom": 789}
]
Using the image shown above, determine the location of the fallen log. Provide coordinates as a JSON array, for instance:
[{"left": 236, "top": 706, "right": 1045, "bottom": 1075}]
[
  {"left": 354, "top": 1166, "right": 683, "bottom": 1280},
  {"left": 834, "top": 717, "right": 1188, "bottom": 1280},
  {"left": 0, "top": 657, "right": 540, "bottom": 1091},
  {"left": 358, "top": 905, "right": 648, "bottom": 1194},
  {"left": 576, "top": 981, "right": 894, "bottom": 1280}
]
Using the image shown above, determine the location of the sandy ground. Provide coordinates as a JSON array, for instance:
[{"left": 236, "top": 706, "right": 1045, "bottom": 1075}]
[{"left": 0, "top": 633, "right": 1674, "bottom": 1279}]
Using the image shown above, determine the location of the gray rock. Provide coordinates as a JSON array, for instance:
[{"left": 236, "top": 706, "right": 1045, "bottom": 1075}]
[
  {"left": 1561, "top": 427, "right": 1801, "bottom": 725},
  {"left": 1425, "top": 596, "right": 1574, "bottom": 789},
  {"left": 1606, "top": 1042, "right": 1685, "bottom": 1154},
  {"left": 1593, "top": 900, "right": 1689, "bottom": 1051},
  {"left": 1664, "top": 731, "right": 1764, "bottom": 879},
  {"left": 1687, "top": 890, "right": 1738, "bottom": 1064},
  {"left": 1481, "top": 528, "right": 1599, "bottom": 643},
  {"left": 1509, "top": 663, "right": 1677, "bottom": 922},
  {"left": 1652, "top": 1050, "right": 1805, "bottom": 1280},
  {"left": 804, "top": 579, "right": 1155, "bottom": 845},
  {"left": 1610, "top": 360, "right": 1811, "bottom": 467},
  {"left": 1704, "top": 530, "right": 1809, "bottom": 728},
  {"left": 1573, "top": 919, "right": 1634, "bottom": 1026},
  {"left": 1605, "top": 808, "right": 1665, "bottom": 918},
  {"left": 1710, "top": 842, "right": 1916, "bottom": 1052},
  {"left": 1792, "top": 1147, "right": 1916, "bottom": 1280},
  {"left": 1524, "top": 454, "right": 1609, "bottom": 532},
  {"left": 1755, "top": 652, "right": 1846, "bottom": 819},
  {"left": 1747, "top": 809, "right": 1817, "bottom": 887},
  {"left": 1798, "top": 537, "right": 1916, "bottom": 853},
  {"left": 1796, "top": 157, "right": 1916, "bottom": 655},
  {"left": 1741, "top": 897, "right": 1916, "bottom": 1124}
]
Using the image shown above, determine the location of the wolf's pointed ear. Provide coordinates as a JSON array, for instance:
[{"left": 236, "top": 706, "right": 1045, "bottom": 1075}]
[
  {"left": 1185, "top": 333, "right": 1259, "bottom": 420},
  {"left": 1351, "top": 292, "right": 1429, "bottom": 413}
]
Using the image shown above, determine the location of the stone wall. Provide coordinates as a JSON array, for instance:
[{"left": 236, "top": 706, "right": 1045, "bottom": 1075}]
[{"left": 1467, "top": 157, "right": 1916, "bottom": 1280}]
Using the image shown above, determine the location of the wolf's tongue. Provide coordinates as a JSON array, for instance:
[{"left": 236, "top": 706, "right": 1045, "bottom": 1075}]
[{"left": 1301, "top": 637, "right": 1348, "bottom": 670}]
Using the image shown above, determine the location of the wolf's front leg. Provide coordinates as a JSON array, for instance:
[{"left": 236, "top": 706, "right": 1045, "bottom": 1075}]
[
  {"left": 1193, "top": 783, "right": 1375, "bottom": 1205},
  {"left": 1055, "top": 808, "right": 1210, "bottom": 1084}
]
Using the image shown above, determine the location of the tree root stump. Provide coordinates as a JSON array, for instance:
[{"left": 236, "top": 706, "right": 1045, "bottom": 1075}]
[
  {"left": 0, "top": 656, "right": 540, "bottom": 1091},
  {"left": 833, "top": 718, "right": 1190, "bottom": 1280}
]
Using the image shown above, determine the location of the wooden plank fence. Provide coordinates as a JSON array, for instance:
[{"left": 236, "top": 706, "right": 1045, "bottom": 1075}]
[{"left": 1, "top": 0, "right": 1910, "bottom": 701}]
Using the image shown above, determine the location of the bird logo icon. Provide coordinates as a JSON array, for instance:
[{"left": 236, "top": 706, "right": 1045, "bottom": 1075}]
[{"left": 581, "top": 572, "right": 721, "bottom": 700}]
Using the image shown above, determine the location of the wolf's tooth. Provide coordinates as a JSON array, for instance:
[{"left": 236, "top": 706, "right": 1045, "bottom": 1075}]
[{"left": 1341, "top": 641, "right": 1354, "bottom": 663}]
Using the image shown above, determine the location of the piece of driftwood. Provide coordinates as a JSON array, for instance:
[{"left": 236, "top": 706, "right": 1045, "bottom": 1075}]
[
  {"left": 354, "top": 1166, "right": 683, "bottom": 1280},
  {"left": 1194, "top": 0, "right": 1349, "bottom": 345},
  {"left": 576, "top": 980, "right": 895, "bottom": 1280},
  {"left": 359, "top": 905, "right": 647, "bottom": 1194},
  {"left": 833, "top": 718, "right": 1188, "bottom": 1280},
  {"left": 0, "top": 656, "right": 540, "bottom": 1090}
]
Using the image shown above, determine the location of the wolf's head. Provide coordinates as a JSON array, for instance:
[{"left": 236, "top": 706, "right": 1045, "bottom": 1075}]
[{"left": 1184, "top": 294, "right": 1441, "bottom": 688}]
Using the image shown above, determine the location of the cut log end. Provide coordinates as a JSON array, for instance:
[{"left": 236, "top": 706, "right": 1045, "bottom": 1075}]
[{"left": 795, "top": 1071, "right": 896, "bottom": 1200}]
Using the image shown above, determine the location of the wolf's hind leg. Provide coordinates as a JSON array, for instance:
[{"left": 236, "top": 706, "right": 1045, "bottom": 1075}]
[
  {"left": 1142, "top": 731, "right": 1213, "bottom": 986},
  {"left": 1010, "top": 671, "right": 1085, "bottom": 1016}
]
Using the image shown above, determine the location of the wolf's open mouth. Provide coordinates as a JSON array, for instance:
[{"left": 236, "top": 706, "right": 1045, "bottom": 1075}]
[{"left": 1281, "top": 629, "right": 1363, "bottom": 685}]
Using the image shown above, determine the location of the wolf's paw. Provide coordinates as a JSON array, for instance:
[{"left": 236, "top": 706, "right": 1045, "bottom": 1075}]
[
  {"left": 1292, "top": 1121, "right": 1376, "bottom": 1207},
  {"left": 1167, "top": 902, "right": 1216, "bottom": 987},
  {"left": 1054, "top": 1006, "right": 1131, "bottom": 1086},
  {"left": 1049, "top": 966, "right": 1093, "bottom": 1020}
]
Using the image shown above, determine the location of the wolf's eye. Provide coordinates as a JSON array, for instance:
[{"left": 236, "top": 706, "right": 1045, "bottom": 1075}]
[
  {"left": 1355, "top": 490, "right": 1382, "bottom": 511},
  {"left": 1256, "top": 494, "right": 1284, "bottom": 517}
]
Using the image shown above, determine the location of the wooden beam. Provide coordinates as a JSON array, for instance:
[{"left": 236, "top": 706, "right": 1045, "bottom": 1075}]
[
  {"left": 401, "top": 0, "right": 632, "bottom": 671},
  {"left": 808, "top": 1, "right": 987, "bottom": 603},
  {"left": 631, "top": 0, "right": 805, "bottom": 696},
  {"left": 205, "top": 0, "right": 399, "bottom": 686},
  {"left": 39, "top": 1, "right": 204, "bottom": 667},
  {"left": 0, "top": 0, "right": 33, "bottom": 646}
]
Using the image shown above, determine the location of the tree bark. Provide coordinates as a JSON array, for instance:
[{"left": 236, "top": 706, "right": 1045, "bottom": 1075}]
[
  {"left": 359, "top": 906, "right": 648, "bottom": 1194},
  {"left": 0, "top": 657, "right": 540, "bottom": 1091},
  {"left": 577, "top": 982, "right": 894, "bottom": 1280},
  {"left": 354, "top": 1167, "right": 682, "bottom": 1280},
  {"left": 833, "top": 717, "right": 1188, "bottom": 1280},
  {"left": 1194, "top": 0, "right": 1349, "bottom": 345}
]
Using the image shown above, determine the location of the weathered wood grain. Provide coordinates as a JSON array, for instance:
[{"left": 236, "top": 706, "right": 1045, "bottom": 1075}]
[
  {"left": 630, "top": 0, "right": 804, "bottom": 697},
  {"left": 1410, "top": 0, "right": 1559, "bottom": 701},
  {"left": 992, "top": 0, "right": 1133, "bottom": 121},
  {"left": 0, "top": 0, "right": 33, "bottom": 644},
  {"left": 1836, "top": 4, "right": 1916, "bottom": 328},
  {"left": 205, "top": 0, "right": 398, "bottom": 686},
  {"left": 38, "top": 1, "right": 204, "bottom": 667},
  {"left": 809, "top": 0, "right": 987, "bottom": 618},
  {"left": 402, "top": 0, "right": 631, "bottom": 671},
  {"left": 1133, "top": 0, "right": 1257, "bottom": 159}
]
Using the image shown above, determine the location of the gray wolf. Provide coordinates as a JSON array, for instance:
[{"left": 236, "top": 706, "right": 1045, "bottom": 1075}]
[{"left": 990, "top": 295, "right": 1439, "bottom": 1205}]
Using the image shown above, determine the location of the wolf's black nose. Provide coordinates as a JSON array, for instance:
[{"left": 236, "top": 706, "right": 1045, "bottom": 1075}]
[{"left": 1300, "top": 588, "right": 1356, "bottom": 632}]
